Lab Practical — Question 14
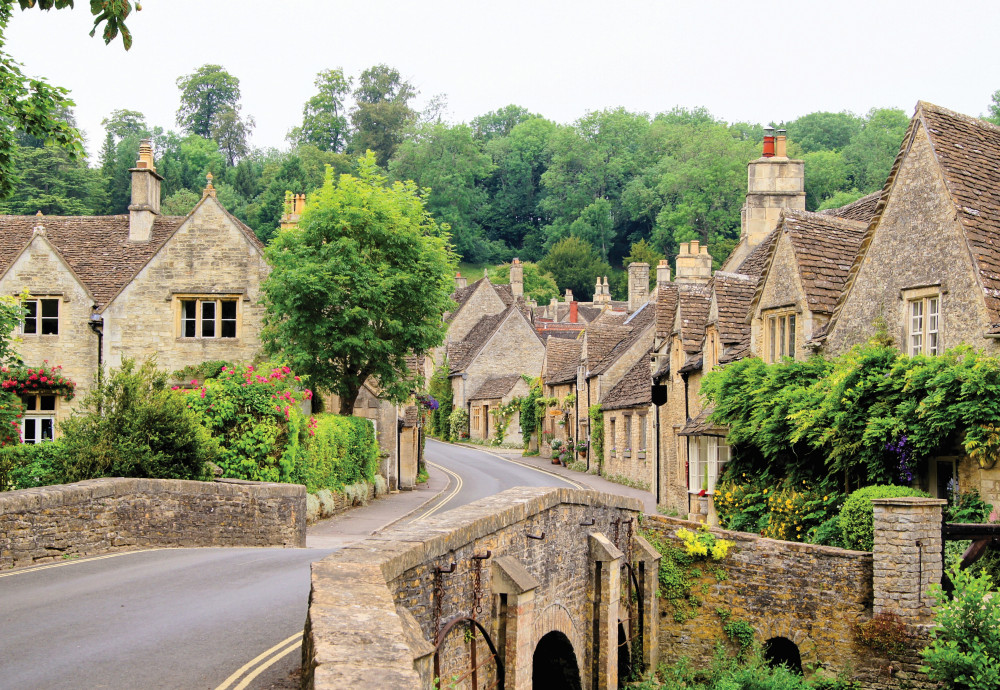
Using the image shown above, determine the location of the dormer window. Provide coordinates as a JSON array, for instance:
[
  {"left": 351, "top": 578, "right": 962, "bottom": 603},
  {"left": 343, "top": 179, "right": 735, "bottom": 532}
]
[
  {"left": 765, "top": 310, "right": 796, "bottom": 363},
  {"left": 908, "top": 295, "right": 940, "bottom": 356}
]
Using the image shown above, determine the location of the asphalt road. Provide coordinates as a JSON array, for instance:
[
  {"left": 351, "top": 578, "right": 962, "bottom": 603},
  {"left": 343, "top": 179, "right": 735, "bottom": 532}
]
[{"left": 0, "top": 441, "right": 576, "bottom": 689}]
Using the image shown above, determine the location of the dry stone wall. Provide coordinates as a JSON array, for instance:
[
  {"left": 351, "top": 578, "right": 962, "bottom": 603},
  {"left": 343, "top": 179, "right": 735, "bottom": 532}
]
[{"left": 0, "top": 477, "right": 305, "bottom": 569}]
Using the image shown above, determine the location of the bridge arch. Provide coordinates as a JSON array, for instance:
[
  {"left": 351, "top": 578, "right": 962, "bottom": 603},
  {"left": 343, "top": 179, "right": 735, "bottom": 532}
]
[
  {"left": 532, "top": 602, "right": 584, "bottom": 673},
  {"left": 533, "top": 630, "right": 582, "bottom": 690}
]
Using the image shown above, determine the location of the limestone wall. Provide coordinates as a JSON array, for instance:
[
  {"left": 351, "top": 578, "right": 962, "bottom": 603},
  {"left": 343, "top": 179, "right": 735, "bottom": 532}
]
[
  {"left": 0, "top": 477, "right": 305, "bottom": 569},
  {"left": 303, "top": 487, "right": 648, "bottom": 690}
]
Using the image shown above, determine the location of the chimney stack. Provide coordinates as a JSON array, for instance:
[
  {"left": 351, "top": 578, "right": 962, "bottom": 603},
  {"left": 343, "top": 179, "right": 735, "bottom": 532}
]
[
  {"left": 454, "top": 272, "right": 467, "bottom": 291},
  {"left": 564, "top": 289, "right": 573, "bottom": 303},
  {"left": 128, "top": 138, "right": 162, "bottom": 242},
  {"left": 594, "top": 276, "right": 612, "bottom": 305},
  {"left": 510, "top": 258, "right": 524, "bottom": 297},
  {"left": 627, "top": 262, "right": 650, "bottom": 311},
  {"left": 675, "top": 240, "right": 713, "bottom": 284},
  {"left": 280, "top": 192, "right": 308, "bottom": 230},
  {"left": 548, "top": 297, "right": 559, "bottom": 319},
  {"left": 570, "top": 301, "right": 578, "bottom": 323},
  {"left": 775, "top": 129, "right": 787, "bottom": 158},
  {"left": 656, "top": 259, "right": 671, "bottom": 289}
]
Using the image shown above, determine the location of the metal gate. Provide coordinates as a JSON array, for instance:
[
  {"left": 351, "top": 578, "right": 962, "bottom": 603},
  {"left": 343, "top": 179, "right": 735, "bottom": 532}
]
[
  {"left": 611, "top": 517, "right": 644, "bottom": 685},
  {"left": 942, "top": 520, "right": 1000, "bottom": 591}
]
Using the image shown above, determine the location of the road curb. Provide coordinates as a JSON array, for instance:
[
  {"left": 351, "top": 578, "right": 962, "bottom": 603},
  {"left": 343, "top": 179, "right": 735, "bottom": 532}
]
[
  {"left": 450, "top": 442, "right": 589, "bottom": 490},
  {"left": 372, "top": 465, "right": 452, "bottom": 533}
]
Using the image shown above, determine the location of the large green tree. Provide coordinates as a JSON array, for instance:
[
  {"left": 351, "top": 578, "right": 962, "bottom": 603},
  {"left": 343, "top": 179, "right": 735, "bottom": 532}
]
[
  {"left": 175, "top": 64, "right": 242, "bottom": 139},
  {"left": 349, "top": 64, "right": 416, "bottom": 166},
  {"left": 0, "top": 0, "right": 137, "bottom": 198},
  {"left": 539, "top": 236, "right": 611, "bottom": 302},
  {"left": 842, "top": 108, "right": 909, "bottom": 193},
  {"left": 288, "top": 68, "right": 353, "bottom": 153},
  {"left": 784, "top": 111, "right": 862, "bottom": 153},
  {"left": 262, "top": 153, "right": 456, "bottom": 414}
]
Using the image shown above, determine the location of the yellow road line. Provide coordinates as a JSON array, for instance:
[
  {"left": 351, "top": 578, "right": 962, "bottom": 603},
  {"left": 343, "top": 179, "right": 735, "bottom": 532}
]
[
  {"left": 0, "top": 549, "right": 159, "bottom": 579},
  {"left": 411, "top": 462, "right": 463, "bottom": 522},
  {"left": 231, "top": 638, "right": 302, "bottom": 690},
  {"left": 470, "top": 446, "right": 587, "bottom": 490},
  {"left": 214, "top": 632, "right": 302, "bottom": 690}
]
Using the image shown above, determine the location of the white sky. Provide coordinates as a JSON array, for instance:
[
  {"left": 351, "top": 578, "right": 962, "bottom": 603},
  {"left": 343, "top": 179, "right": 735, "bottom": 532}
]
[{"left": 7, "top": 0, "right": 1000, "bottom": 159}]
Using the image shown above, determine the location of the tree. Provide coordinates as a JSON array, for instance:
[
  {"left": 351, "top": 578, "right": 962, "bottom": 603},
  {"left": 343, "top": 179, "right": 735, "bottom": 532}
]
[
  {"left": 0, "top": 143, "right": 105, "bottom": 214},
  {"left": 349, "top": 64, "right": 417, "bottom": 166},
  {"left": 210, "top": 104, "right": 255, "bottom": 165},
  {"left": 842, "top": 108, "right": 909, "bottom": 193},
  {"left": 101, "top": 108, "right": 149, "bottom": 142},
  {"left": 784, "top": 111, "right": 862, "bottom": 153},
  {"left": 176, "top": 64, "right": 242, "bottom": 139},
  {"left": 288, "top": 68, "right": 353, "bottom": 153},
  {"left": 262, "top": 152, "right": 456, "bottom": 415},
  {"left": 802, "top": 149, "right": 849, "bottom": 210},
  {"left": 0, "top": 0, "right": 138, "bottom": 198},
  {"left": 987, "top": 89, "right": 1000, "bottom": 126},
  {"left": 539, "top": 236, "right": 611, "bottom": 302},
  {"left": 471, "top": 104, "right": 537, "bottom": 142},
  {"left": 623, "top": 238, "right": 664, "bottom": 288},
  {"left": 487, "top": 261, "right": 560, "bottom": 303}
]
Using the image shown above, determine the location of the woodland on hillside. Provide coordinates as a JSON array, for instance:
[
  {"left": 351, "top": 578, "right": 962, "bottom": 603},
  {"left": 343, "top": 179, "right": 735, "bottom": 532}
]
[{"left": 5, "top": 60, "right": 1000, "bottom": 301}]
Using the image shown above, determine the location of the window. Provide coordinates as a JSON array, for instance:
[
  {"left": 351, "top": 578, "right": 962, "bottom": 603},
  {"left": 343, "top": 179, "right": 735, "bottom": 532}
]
[
  {"left": 908, "top": 295, "right": 940, "bottom": 356},
  {"left": 20, "top": 394, "right": 56, "bottom": 443},
  {"left": 178, "top": 298, "right": 238, "bottom": 339},
  {"left": 766, "top": 312, "right": 796, "bottom": 362},
  {"left": 638, "top": 414, "right": 647, "bottom": 452},
  {"left": 609, "top": 417, "right": 617, "bottom": 452},
  {"left": 22, "top": 298, "right": 59, "bottom": 335},
  {"left": 624, "top": 415, "right": 632, "bottom": 453},
  {"left": 472, "top": 406, "right": 482, "bottom": 430},
  {"left": 687, "top": 436, "right": 731, "bottom": 494}
]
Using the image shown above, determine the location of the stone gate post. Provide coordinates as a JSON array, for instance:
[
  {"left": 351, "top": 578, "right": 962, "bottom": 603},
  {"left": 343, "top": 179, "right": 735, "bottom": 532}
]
[
  {"left": 492, "top": 555, "right": 539, "bottom": 690},
  {"left": 871, "top": 496, "right": 946, "bottom": 624},
  {"left": 633, "top": 535, "right": 661, "bottom": 672},
  {"left": 588, "top": 532, "right": 623, "bottom": 690}
]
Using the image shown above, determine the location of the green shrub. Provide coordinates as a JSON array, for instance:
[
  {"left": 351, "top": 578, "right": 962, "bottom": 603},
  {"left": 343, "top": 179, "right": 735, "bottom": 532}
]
[
  {"left": 839, "top": 485, "right": 929, "bottom": 551},
  {"left": 449, "top": 408, "right": 469, "bottom": 441},
  {"left": 921, "top": 565, "right": 1000, "bottom": 689},
  {"left": 59, "top": 358, "right": 217, "bottom": 482},
  {"left": 302, "top": 414, "right": 379, "bottom": 492},
  {"left": 183, "top": 362, "right": 311, "bottom": 483},
  {"left": 0, "top": 441, "right": 68, "bottom": 490}
]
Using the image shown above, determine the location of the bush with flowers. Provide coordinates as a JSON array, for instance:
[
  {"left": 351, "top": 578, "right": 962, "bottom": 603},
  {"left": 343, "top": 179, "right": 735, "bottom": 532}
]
[
  {"left": 677, "top": 525, "right": 734, "bottom": 560},
  {"left": 181, "top": 362, "right": 314, "bottom": 484},
  {"left": 0, "top": 363, "right": 77, "bottom": 448}
]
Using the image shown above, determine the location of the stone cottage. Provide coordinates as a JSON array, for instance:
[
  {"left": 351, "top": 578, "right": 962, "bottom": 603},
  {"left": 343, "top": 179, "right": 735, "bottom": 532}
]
[
  {"left": 467, "top": 373, "right": 531, "bottom": 445},
  {"left": 0, "top": 140, "right": 269, "bottom": 440}
]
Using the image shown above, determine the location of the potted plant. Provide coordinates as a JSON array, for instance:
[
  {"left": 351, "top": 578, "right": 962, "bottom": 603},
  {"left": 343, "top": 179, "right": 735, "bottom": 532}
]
[
  {"left": 576, "top": 440, "right": 588, "bottom": 455},
  {"left": 549, "top": 438, "right": 562, "bottom": 464}
]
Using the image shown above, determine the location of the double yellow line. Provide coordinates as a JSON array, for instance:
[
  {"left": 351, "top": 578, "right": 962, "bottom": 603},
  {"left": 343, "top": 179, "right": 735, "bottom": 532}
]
[
  {"left": 0, "top": 549, "right": 157, "bottom": 579},
  {"left": 214, "top": 631, "right": 302, "bottom": 690},
  {"left": 410, "top": 461, "right": 463, "bottom": 521}
]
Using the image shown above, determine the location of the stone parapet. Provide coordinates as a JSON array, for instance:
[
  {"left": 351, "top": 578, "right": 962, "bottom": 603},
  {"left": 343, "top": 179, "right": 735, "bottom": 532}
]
[{"left": 0, "top": 477, "right": 306, "bottom": 569}]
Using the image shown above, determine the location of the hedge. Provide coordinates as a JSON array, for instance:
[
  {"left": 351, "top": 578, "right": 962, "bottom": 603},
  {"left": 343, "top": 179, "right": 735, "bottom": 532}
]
[
  {"left": 302, "top": 414, "right": 379, "bottom": 492},
  {"left": 839, "top": 484, "right": 929, "bottom": 551}
]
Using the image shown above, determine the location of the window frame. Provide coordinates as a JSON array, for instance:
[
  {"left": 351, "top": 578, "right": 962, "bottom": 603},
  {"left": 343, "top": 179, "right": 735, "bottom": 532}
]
[
  {"left": 905, "top": 288, "right": 941, "bottom": 356},
  {"left": 175, "top": 296, "right": 241, "bottom": 340},
  {"left": 21, "top": 297, "right": 60, "bottom": 336},
  {"left": 764, "top": 308, "right": 797, "bottom": 363},
  {"left": 20, "top": 393, "right": 58, "bottom": 444},
  {"left": 687, "top": 435, "right": 731, "bottom": 495}
]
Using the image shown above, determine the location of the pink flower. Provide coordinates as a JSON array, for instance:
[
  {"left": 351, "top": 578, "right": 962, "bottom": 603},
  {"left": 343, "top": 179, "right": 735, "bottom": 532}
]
[{"left": 190, "top": 379, "right": 198, "bottom": 385}]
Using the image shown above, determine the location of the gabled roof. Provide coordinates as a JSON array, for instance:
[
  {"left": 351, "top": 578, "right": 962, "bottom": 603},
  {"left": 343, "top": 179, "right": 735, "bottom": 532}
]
[
  {"left": 818, "top": 190, "right": 882, "bottom": 223},
  {"left": 590, "top": 301, "right": 655, "bottom": 376},
  {"left": 677, "top": 283, "right": 712, "bottom": 354},
  {"left": 469, "top": 374, "right": 524, "bottom": 401},
  {"left": 447, "top": 277, "right": 515, "bottom": 323},
  {"left": 0, "top": 215, "right": 183, "bottom": 308},
  {"left": 543, "top": 337, "right": 583, "bottom": 385},
  {"left": 600, "top": 354, "right": 652, "bottom": 410},
  {"left": 678, "top": 407, "right": 727, "bottom": 436},
  {"left": 655, "top": 283, "right": 679, "bottom": 340},
  {"left": 712, "top": 272, "right": 757, "bottom": 345},
  {"left": 735, "top": 229, "right": 779, "bottom": 278},
  {"left": 448, "top": 305, "right": 540, "bottom": 375},
  {"left": 749, "top": 209, "right": 866, "bottom": 317},
  {"left": 830, "top": 101, "right": 1000, "bottom": 335}
]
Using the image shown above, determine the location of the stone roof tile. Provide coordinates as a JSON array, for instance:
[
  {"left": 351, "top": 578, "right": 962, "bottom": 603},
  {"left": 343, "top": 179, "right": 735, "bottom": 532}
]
[
  {"left": 544, "top": 337, "right": 583, "bottom": 385},
  {"left": 469, "top": 374, "right": 523, "bottom": 401},
  {"left": 678, "top": 283, "right": 711, "bottom": 354},
  {"left": 600, "top": 355, "right": 652, "bottom": 410}
]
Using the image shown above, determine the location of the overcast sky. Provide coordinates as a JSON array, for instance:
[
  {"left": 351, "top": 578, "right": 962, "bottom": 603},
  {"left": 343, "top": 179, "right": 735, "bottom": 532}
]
[{"left": 7, "top": 0, "right": 1000, "bottom": 159}]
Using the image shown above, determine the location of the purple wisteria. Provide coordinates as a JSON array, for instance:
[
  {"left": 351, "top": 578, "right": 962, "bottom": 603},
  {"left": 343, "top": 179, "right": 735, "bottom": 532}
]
[{"left": 885, "top": 434, "right": 914, "bottom": 484}]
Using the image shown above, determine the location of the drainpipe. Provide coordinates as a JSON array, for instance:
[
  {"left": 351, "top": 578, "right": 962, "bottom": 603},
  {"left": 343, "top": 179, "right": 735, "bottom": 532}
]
[
  {"left": 680, "top": 371, "right": 690, "bottom": 421},
  {"left": 585, "top": 373, "right": 591, "bottom": 472},
  {"left": 88, "top": 306, "right": 103, "bottom": 386}
]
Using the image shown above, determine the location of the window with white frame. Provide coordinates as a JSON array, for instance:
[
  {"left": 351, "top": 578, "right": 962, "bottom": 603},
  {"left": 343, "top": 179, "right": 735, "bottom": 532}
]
[
  {"left": 178, "top": 297, "right": 239, "bottom": 339},
  {"left": 20, "top": 393, "right": 56, "bottom": 443},
  {"left": 22, "top": 298, "right": 59, "bottom": 335},
  {"left": 908, "top": 294, "right": 940, "bottom": 356},
  {"left": 765, "top": 311, "right": 796, "bottom": 363},
  {"left": 687, "top": 436, "right": 731, "bottom": 494}
]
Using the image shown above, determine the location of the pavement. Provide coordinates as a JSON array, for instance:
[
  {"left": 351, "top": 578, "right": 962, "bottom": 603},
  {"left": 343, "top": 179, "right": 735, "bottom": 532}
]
[
  {"left": 307, "top": 464, "right": 449, "bottom": 548},
  {"left": 452, "top": 442, "right": 658, "bottom": 513}
]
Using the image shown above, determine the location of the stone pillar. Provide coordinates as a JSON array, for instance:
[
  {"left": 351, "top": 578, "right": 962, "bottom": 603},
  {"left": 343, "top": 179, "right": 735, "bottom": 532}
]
[
  {"left": 627, "top": 262, "right": 650, "bottom": 312},
  {"left": 492, "top": 556, "right": 540, "bottom": 690},
  {"left": 872, "top": 497, "right": 946, "bottom": 624},
  {"left": 674, "top": 241, "right": 713, "bottom": 284},
  {"left": 633, "top": 535, "right": 661, "bottom": 673},
  {"left": 510, "top": 258, "right": 524, "bottom": 297},
  {"left": 589, "top": 532, "right": 622, "bottom": 690}
]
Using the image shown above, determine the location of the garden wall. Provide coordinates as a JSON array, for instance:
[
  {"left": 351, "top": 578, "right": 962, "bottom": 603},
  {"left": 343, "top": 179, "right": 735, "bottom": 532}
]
[
  {"left": 0, "top": 476, "right": 306, "bottom": 569},
  {"left": 643, "top": 512, "right": 938, "bottom": 688}
]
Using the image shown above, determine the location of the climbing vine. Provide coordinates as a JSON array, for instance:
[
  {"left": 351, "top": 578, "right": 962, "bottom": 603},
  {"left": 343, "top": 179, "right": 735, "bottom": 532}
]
[
  {"left": 492, "top": 397, "right": 523, "bottom": 446},
  {"left": 428, "top": 361, "right": 454, "bottom": 440},
  {"left": 589, "top": 404, "right": 604, "bottom": 471},
  {"left": 642, "top": 526, "right": 732, "bottom": 624},
  {"left": 518, "top": 376, "right": 543, "bottom": 449}
]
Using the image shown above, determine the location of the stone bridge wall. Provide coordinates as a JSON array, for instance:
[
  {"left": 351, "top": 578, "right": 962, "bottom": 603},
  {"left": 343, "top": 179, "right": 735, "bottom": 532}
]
[
  {"left": 0, "top": 477, "right": 306, "bottom": 569},
  {"left": 303, "top": 487, "right": 653, "bottom": 690}
]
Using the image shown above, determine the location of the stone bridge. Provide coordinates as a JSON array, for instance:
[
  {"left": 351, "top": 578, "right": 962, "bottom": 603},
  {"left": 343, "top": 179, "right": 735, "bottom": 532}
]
[{"left": 302, "top": 487, "right": 658, "bottom": 689}]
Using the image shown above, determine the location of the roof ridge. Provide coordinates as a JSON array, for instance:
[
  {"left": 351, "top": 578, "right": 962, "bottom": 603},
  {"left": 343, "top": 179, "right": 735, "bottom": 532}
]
[
  {"left": 917, "top": 100, "right": 1000, "bottom": 136},
  {"left": 782, "top": 208, "right": 868, "bottom": 232}
]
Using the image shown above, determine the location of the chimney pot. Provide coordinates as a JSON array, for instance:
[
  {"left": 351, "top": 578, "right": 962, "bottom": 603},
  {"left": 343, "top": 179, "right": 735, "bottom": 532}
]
[
  {"left": 762, "top": 126, "right": 776, "bottom": 158},
  {"left": 128, "top": 138, "right": 162, "bottom": 242},
  {"left": 775, "top": 129, "right": 787, "bottom": 158},
  {"left": 570, "top": 301, "right": 578, "bottom": 323}
]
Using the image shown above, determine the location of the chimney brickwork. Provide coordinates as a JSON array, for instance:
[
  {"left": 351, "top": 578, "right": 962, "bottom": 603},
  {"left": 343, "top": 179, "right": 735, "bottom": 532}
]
[
  {"left": 742, "top": 131, "right": 805, "bottom": 248},
  {"left": 280, "top": 192, "right": 308, "bottom": 230},
  {"left": 128, "top": 139, "right": 163, "bottom": 243},
  {"left": 454, "top": 272, "right": 467, "bottom": 291},
  {"left": 510, "top": 258, "right": 524, "bottom": 297},
  {"left": 627, "top": 262, "right": 650, "bottom": 311},
  {"left": 674, "top": 241, "right": 712, "bottom": 284},
  {"left": 656, "top": 260, "right": 671, "bottom": 289}
]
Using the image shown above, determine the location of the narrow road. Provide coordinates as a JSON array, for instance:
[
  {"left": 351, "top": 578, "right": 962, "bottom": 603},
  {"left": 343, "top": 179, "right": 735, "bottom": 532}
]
[{"left": 0, "top": 441, "right": 577, "bottom": 689}]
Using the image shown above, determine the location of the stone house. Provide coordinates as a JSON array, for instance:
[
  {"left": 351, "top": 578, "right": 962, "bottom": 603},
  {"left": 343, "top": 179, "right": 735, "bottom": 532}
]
[
  {"left": 467, "top": 373, "right": 530, "bottom": 445},
  {"left": 600, "top": 356, "right": 655, "bottom": 489},
  {"left": 0, "top": 140, "right": 269, "bottom": 440},
  {"left": 540, "top": 336, "right": 584, "bottom": 450}
]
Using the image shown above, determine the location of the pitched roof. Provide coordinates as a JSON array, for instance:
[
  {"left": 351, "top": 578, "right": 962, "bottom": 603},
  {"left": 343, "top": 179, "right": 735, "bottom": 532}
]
[
  {"left": 678, "top": 407, "right": 727, "bottom": 436},
  {"left": 544, "top": 337, "right": 583, "bottom": 385},
  {"left": 469, "top": 374, "right": 524, "bottom": 401},
  {"left": 655, "top": 283, "right": 679, "bottom": 340},
  {"left": 750, "top": 209, "right": 867, "bottom": 317},
  {"left": 677, "top": 283, "right": 712, "bottom": 353},
  {"left": 590, "top": 301, "right": 655, "bottom": 376},
  {"left": 819, "top": 190, "right": 882, "bottom": 223},
  {"left": 712, "top": 272, "right": 757, "bottom": 345},
  {"left": 0, "top": 214, "right": 184, "bottom": 308},
  {"left": 735, "top": 229, "right": 779, "bottom": 278},
  {"left": 448, "top": 310, "right": 508, "bottom": 374},
  {"left": 446, "top": 277, "right": 516, "bottom": 323},
  {"left": 600, "top": 355, "right": 652, "bottom": 410},
  {"left": 829, "top": 101, "right": 1000, "bottom": 335}
]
